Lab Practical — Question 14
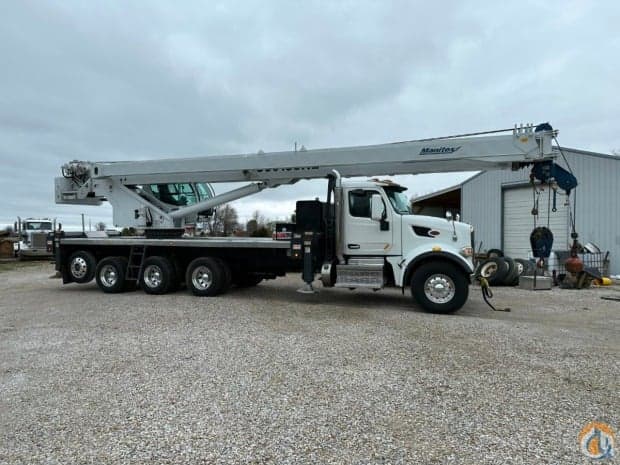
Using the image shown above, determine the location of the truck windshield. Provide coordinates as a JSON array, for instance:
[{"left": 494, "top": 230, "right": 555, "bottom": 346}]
[
  {"left": 384, "top": 187, "right": 412, "bottom": 214},
  {"left": 26, "top": 222, "right": 52, "bottom": 230}
]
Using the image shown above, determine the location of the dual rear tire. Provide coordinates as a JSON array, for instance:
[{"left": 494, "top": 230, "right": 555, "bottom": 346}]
[
  {"left": 185, "top": 257, "right": 231, "bottom": 296},
  {"left": 95, "top": 256, "right": 129, "bottom": 293},
  {"left": 141, "top": 256, "right": 176, "bottom": 295},
  {"left": 67, "top": 250, "right": 97, "bottom": 284}
]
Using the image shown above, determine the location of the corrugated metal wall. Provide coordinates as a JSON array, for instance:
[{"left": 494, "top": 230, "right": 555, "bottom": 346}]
[{"left": 462, "top": 149, "right": 620, "bottom": 274}]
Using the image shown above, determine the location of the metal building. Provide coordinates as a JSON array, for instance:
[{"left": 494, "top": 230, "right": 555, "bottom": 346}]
[{"left": 461, "top": 148, "right": 620, "bottom": 274}]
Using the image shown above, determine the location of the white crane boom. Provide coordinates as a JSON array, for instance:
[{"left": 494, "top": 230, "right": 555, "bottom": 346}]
[{"left": 55, "top": 124, "right": 557, "bottom": 228}]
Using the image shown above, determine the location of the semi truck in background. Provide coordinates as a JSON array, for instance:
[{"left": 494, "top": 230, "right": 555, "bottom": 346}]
[
  {"left": 14, "top": 217, "right": 55, "bottom": 259},
  {"left": 51, "top": 123, "right": 576, "bottom": 313}
]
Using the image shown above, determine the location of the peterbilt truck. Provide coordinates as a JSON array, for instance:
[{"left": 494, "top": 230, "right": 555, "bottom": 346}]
[{"left": 14, "top": 217, "right": 55, "bottom": 259}]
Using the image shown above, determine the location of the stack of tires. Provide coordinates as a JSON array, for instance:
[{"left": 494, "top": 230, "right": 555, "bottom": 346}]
[{"left": 475, "top": 249, "right": 535, "bottom": 287}]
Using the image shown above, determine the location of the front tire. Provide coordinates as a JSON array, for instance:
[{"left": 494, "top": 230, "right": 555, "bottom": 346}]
[
  {"left": 95, "top": 256, "right": 128, "bottom": 293},
  {"left": 411, "top": 262, "right": 469, "bottom": 314},
  {"left": 67, "top": 250, "right": 97, "bottom": 284},
  {"left": 141, "top": 256, "right": 175, "bottom": 295}
]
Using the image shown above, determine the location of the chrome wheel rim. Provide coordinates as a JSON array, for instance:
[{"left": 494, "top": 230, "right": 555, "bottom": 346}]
[
  {"left": 143, "top": 264, "right": 163, "bottom": 289},
  {"left": 480, "top": 262, "right": 497, "bottom": 278},
  {"left": 515, "top": 262, "right": 524, "bottom": 275},
  {"left": 99, "top": 264, "right": 118, "bottom": 287},
  {"left": 71, "top": 257, "right": 88, "bottom": 279},
  {"left": 191, "top": 266, "right": 213, "bottom": 290},
  {"left": 424, "top": 274, "right": 456, "bottom": 304}
]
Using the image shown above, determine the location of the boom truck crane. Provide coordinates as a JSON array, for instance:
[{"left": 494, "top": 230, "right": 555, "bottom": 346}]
[{"left": 52, "top": 123, "right": 577, "bottom": 313}]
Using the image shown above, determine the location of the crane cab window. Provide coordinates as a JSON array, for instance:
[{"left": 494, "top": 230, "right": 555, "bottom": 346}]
[
  {"left": 148, "top": 183, "right": 213, "bottom": 207},
  {"left": 348, "top": 190, "right": 380, "bottom": 218},
  {"left": 149, "top": 183, "right": 197, "bottom": 206},
  {"left": 25, "top": 222, "right": 52, "bottom": 230},
  {"left": 195, "top": 183, "right": 213, "bottom": 200}
]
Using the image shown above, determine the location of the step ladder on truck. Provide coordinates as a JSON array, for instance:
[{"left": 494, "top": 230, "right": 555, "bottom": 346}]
[{"left": 53, "top": 123, "right": 577, "bottom": 313}]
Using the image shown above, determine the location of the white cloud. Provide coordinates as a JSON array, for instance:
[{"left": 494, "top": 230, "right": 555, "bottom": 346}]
[{"left": 0, "top": 1, "right": 618, "bottom": 227}]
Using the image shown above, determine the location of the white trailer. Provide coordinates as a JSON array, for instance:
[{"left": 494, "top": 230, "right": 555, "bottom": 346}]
[{"left": 52, "top": 123, "right": 576, "bottom": 313}]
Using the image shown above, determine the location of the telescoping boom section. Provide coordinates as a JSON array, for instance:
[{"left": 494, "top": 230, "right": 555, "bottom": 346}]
[{"left": 56, "top": 124, "right": 558, "bottom": 229}]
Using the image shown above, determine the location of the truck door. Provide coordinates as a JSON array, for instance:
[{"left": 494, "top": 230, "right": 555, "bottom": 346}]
[{"left": 344, "top": 189, "right": 394, "bottom": 255}]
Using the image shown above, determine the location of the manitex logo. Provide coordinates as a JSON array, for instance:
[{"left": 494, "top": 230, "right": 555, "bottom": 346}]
[
  {"left": 578, "top": 421, "right": 615, "bottom": 460},
  {"left": 419, "top": 146, "right": 461, "bottom": 155}
]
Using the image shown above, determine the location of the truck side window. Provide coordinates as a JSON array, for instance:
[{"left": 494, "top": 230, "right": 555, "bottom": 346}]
[{"left": 348, "top": 190, "right": 379, "bottom": 218}]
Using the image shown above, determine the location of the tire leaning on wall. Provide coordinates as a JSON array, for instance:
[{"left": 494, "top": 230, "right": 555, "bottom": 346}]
[
  {"left": 475, "top": 257, "right": 509, "bottom": 286},
  {"left": 514, "top": 258, "right": 534, "bottom": 277},
  {"left": 502, "top": 257, "right": 520, "bottom": 286}
]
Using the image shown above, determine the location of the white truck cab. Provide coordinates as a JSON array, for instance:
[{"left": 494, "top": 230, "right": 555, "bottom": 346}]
[
  {"left": 15, "top": 218, "right": 55, "bottom": 259},
  {"left": 327, "top": 179, "right": 474, "bottom": 311}
]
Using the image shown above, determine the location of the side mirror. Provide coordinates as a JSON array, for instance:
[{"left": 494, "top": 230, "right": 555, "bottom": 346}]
[{"left": 370, "top": 194, "right": 385, "bottom": 222}]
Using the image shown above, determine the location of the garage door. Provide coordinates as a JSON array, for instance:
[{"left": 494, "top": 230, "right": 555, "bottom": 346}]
[{"left": 503, "top": 186, "right": 569, "bottom": 259}]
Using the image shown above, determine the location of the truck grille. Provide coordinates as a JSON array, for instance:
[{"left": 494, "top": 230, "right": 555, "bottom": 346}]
[{"left": 30, "top": 233, "right": 48, "bottom": 249}]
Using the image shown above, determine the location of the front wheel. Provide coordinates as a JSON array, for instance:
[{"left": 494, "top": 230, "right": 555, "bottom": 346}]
[{"left": 411, "top": 262, "right": 469, "bottom": 314}]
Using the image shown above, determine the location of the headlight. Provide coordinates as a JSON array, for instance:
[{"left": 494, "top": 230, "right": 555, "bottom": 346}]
[{"left": 460, "top": 246, "right": 473, "bottom": 257}]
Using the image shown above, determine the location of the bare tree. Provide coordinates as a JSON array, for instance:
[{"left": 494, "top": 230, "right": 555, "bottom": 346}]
[
  {"left": 246, "top": 209, "right": 273, "bottom": 237},
  {"left": 251, "top": 210, "right": 266, "bottom": 226},
  {"left": 205, "top": 204, "right": 239, "bottom": 236},
  {"left": 246, "top": 219, "right": 258, "bottom": 235}
]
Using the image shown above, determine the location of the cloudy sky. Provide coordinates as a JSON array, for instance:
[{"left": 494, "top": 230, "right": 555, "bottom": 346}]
[{"left": 1, "top": 1, "right": 618, "bottom": 229}]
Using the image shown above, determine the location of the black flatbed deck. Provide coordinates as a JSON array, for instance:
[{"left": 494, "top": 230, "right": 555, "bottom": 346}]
[{"left": 60, "top": 236, "right": 290, "bottom": 249}]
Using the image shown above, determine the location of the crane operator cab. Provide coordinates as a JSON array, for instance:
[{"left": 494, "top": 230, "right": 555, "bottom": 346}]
[{"left": 136, "top": 182, "right": 216, "bottom": 217}]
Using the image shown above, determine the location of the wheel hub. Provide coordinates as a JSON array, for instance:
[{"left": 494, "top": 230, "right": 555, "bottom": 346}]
[
  {"left": 192, "top": 266, "right": 213, "bottom": 290},
  {"left": 99, "top": 265, "right": 118, "bottom": 287},
  {"left": 424, "top": 274, "right": 456, "bottom": 304},
  {"left": 480, "top": 262, "right": 497, "bottom": 278},
  {"left": 71, "top": 257, "right": 88, "bottom": 279},
  {"left": 143, "top": 265, "right": 163, "bottom": 288}
]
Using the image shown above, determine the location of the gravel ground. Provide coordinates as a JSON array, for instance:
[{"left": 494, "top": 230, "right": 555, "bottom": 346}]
[{"left": 0, "top": 262, "right": 618, "bottom": 464}]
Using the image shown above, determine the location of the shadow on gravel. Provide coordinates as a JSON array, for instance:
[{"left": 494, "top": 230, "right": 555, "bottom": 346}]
[
  {"left": 225, "top": 283, "right": 487, "bottom": 318},
  {"left": 51, "top": 279, "right": 489, "bottom": 319}
]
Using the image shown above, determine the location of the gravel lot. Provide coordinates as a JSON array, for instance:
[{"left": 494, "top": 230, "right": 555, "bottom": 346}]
[{"left": 1, "top": 262, "right": 618, "bottom": 464}]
